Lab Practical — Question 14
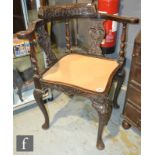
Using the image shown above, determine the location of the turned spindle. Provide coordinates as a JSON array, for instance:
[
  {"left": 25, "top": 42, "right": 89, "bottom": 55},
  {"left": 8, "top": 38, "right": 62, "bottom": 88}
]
[
  {"left": 119, "top": 22, "right": 128, "bottom": 59},
  {"left": 65, "top": 19, "right": 71, "bottom": 52}
]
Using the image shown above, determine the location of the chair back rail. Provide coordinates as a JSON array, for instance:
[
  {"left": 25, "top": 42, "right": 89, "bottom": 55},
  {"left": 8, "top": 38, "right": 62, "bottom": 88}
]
[
  {"left": 16, "top": 3, "right": 139, "bottom": 76},
  {"left": 38, "top": 4, "right": 139, "bottom": 24}
]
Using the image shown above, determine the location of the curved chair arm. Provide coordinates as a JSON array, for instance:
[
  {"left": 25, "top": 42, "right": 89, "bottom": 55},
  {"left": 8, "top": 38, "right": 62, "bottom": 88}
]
[
  {"left": 94, "top": 13, "right": 139, "bottom": 24},
  {"left": 16, "top": 19, "right": 44, "bottom": 40}
]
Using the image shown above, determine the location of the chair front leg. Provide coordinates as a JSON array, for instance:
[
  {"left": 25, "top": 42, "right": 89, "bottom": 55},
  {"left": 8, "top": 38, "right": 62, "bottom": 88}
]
[
  {"left": 33, "top": 89, "right": 49, "bottom": 129},
  {"left": 92, "top": 98, "right": 112, "bottom": 150},
  {"left": 113, "top": 69, "right": 125, "bottom": 109}
]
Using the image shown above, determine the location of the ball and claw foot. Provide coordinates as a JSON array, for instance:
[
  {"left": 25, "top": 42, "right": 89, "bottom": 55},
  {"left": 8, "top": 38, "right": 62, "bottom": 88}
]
[
  {"left": 42, "top": 122, "right": 49, "bottom": 129},
  {"left": 96, "top": 140, "right": 105, "bottom": 150}
]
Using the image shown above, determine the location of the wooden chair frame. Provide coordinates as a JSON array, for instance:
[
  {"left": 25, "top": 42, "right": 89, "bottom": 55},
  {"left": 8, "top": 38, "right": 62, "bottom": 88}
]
[{"left": 16, "top": 3, "right": 139, "bottom": 150}]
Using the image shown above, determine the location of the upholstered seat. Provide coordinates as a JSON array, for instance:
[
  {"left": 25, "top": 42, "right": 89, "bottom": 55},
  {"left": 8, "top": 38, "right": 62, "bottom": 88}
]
[{"left": 42, "top": 53, "right": 120, "bottom": 93}]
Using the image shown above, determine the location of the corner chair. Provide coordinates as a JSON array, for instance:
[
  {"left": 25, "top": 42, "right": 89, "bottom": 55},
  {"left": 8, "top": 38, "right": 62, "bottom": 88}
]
[{"left": 16, "top": 3, "right": 139, "bottom": 150}]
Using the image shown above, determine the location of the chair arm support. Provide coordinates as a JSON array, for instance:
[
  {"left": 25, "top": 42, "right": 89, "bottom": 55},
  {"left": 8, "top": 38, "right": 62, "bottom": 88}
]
[{"left": 15, "top": 19, "right": 45, "bottom": 76}]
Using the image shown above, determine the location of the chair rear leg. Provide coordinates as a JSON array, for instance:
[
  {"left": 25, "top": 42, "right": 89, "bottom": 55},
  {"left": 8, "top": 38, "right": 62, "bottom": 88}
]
[
  {"left": 113, "top": 69, "right": 125, "bottom": 109},
  {"left": 33, "top": 89, "right": 49, "bottom": 129},
  {"left": 17, "top": 87, "right": 23, "bottom": 102}
]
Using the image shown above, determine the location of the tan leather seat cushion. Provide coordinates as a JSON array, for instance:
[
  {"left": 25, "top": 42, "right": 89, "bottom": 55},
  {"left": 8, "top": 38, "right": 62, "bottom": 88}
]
[{"left": 42, "top": 54, "right": 119, "bottom": 93}]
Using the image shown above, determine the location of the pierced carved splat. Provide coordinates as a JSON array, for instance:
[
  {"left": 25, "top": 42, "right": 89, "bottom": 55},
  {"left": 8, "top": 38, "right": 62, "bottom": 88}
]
[
  {"left": 88, "top": 21, "right": 105, "bottom": 55},
  {"left": 36, "top": 25, "right": 57, "bottom": 67}
]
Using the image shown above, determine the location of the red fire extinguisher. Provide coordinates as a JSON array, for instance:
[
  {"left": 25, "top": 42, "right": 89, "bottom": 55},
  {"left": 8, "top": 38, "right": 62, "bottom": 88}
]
[{"left": 98, "top": 0, "right": 120, "bottom": 54}]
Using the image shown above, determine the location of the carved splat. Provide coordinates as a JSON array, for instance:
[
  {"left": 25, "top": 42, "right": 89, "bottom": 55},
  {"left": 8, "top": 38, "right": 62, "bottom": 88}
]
[
  {"left": 88, "top": 21, "right": 105, "bottom": 55},
  {"left": 36, "top": 25, "right": 57, "bottom": 67}
]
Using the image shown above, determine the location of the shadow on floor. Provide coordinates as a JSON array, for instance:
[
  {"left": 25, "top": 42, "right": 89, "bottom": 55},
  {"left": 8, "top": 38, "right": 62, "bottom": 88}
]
[{"left": 48, "top": 90, "right": 126, "bottom": 140}]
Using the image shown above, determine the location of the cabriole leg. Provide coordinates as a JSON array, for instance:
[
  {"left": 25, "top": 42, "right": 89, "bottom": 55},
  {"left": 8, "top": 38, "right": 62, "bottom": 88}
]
[
  {"left": 92, "top": 100, "right": 112, "bottom": 150},
  {"left": 33, "top": 89, "right": 49, "bottom": 129}
]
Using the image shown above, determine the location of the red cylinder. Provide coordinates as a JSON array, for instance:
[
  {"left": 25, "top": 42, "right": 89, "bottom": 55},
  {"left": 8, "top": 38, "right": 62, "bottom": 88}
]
[{"left": 98, "top": 0, "right": 120, "bottom": 54}]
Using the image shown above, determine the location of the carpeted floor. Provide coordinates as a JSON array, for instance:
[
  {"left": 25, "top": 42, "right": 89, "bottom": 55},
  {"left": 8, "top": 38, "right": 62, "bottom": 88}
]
[{"left": 14, "top": 92, "right": 141, "bottom": 155}]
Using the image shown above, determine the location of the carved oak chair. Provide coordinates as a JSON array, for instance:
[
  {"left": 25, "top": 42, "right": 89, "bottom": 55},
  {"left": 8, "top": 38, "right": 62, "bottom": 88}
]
[{"left": 16, "top": 3, "right": 139, "bottom": 150}]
